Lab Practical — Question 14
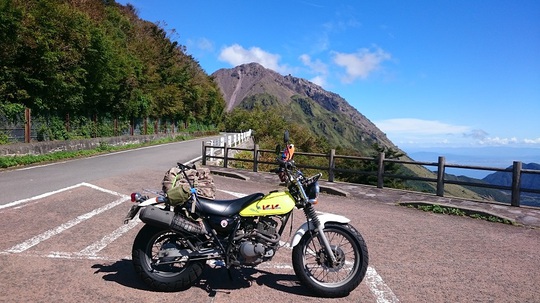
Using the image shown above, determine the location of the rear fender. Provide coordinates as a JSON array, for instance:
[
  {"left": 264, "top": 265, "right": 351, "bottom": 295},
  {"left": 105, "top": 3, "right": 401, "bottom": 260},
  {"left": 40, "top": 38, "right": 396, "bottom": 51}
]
[
  {"left": 289, "top": 212, "right": 350, "bottom": 247},
  {"left": 124, "top": 197, "right": 167, "bottom": 224},
  {"left": 139, "top": 197, "right": 166, "bottom": 207}
]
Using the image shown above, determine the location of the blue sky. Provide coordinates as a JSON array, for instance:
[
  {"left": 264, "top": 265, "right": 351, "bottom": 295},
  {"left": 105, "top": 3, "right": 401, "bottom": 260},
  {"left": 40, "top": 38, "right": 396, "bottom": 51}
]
[{"left": 117, "top": 0, "right": 540, "bottom": 151}]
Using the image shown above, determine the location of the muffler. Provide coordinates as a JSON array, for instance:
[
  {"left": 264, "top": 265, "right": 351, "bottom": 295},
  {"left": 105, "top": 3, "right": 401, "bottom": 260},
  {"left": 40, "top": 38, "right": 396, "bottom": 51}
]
[{"left": 139, "top": 206, "right": 206, "bottom": 235}]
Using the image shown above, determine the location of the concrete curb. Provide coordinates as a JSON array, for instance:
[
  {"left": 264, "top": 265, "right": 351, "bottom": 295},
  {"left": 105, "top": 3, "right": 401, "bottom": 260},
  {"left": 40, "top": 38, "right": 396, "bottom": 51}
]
[
  {"left": 210, "top": 169, "right": 250, "bottom": 181},
  {"left": 397, "top": 201, "right": 517, "bottom": 225},
  {"left": 319, "top": 184, "right": 350, "bottom": 197}
]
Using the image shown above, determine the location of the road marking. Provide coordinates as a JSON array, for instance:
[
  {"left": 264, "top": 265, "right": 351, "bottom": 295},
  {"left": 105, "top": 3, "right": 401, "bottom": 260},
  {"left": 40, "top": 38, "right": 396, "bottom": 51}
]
[
  {"left": 4, "top": 183, "right": 129, "bottom": 253},
  {"left": 366, "top": 266, "right": 400, "bottom": 303},
  {"left": 0, "top": 183, "right": 85, "bottom": 210},
  {"left": 0, "top": 182, "right": 126, "bottom": 211},
  {"left": 218, "top": 189, "right": 247, "bottom": 198},
  {"left": 6, "top": 196, "right": 129, "bottom": 253},
  {"left": 11, "top": 138, "right": 206, "bottom": 172},
  {"left": 78, "top": 218, "right": 140, "bottom": 257}
]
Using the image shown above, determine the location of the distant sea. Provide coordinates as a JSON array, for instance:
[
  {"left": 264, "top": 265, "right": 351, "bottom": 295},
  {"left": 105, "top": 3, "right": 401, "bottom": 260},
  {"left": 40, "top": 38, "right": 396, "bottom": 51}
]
[{"left": 404, "top": 146, "right": 540, "bottom": 179}]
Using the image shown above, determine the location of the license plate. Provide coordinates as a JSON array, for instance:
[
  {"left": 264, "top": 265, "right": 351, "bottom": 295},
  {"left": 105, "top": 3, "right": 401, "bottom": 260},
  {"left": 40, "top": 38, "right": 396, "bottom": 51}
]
[{"left": 123, "top": 204, "right": 141, "bottom": 224}]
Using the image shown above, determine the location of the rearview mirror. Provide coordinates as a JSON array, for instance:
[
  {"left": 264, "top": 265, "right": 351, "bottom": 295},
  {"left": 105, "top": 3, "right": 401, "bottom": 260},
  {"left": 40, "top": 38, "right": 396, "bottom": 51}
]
[
  {"left": 283, "top": 130, "right": 289, "bottom": 144},
  {"left": 275, "top": 144, "right": 282, "bottom": 155}
]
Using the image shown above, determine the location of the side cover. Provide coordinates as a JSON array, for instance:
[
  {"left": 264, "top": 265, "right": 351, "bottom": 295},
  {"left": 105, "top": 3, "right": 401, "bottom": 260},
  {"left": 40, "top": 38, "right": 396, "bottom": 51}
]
[{"left": 239, "top": 191, "right": 296, "bottom": 217}]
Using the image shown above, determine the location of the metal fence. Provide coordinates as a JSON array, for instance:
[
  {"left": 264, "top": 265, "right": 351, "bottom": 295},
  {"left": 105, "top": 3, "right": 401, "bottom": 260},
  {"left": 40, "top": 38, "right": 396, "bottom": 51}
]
[{"left": 0, "top": 108, "right": 201, "bottom": 143}]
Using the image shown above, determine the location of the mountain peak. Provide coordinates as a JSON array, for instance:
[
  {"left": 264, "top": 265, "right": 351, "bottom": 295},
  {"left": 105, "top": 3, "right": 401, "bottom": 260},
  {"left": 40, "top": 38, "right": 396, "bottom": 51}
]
[{"left": 212, "top": 64, "right": 396, "bottom": 149}]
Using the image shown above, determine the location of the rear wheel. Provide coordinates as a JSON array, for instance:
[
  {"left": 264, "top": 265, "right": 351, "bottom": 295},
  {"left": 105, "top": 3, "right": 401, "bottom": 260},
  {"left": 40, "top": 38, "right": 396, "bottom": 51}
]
[
  {"left": 132, "top": 225, "right": 204, "bottom": 291},
  {"left": 292, "top": 223, "right": 368, "bottom": 298}
]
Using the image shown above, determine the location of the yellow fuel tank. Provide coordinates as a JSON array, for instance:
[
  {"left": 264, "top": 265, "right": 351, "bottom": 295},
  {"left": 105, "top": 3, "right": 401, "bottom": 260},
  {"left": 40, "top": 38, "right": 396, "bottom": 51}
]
[{"left": 239, "top": 191, "right": 296, "bottom": 217}]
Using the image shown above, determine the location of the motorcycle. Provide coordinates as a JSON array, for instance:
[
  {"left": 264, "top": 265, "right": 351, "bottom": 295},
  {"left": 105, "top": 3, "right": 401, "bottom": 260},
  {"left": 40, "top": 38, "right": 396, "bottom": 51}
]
[{"left": 123, "top": 131, "right": 369, "bottom": 297}]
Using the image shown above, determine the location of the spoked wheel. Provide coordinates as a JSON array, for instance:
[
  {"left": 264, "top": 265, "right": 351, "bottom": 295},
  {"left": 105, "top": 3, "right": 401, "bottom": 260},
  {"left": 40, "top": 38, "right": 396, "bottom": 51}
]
[
  {"left": 132, "top": 225, "right": 204, "bottom": 291},
  {"left": 292, "top": 223, "right": 368, "bottom": 298}
]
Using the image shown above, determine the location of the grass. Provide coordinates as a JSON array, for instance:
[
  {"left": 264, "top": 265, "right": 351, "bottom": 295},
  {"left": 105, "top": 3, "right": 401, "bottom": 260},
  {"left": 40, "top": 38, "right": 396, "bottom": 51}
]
[
  {"left": 0, "top": 134, "right": 194, "bottom": 169},
  {"left": 401, "top": 202, "right": 515, "bottom": 225}
]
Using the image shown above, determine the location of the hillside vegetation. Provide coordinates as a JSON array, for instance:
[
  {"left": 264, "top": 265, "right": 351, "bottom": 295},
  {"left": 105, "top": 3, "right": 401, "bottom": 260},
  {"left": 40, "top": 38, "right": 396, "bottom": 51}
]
[
  {"left": 214, "top": 63, "right": 395, "bottom": 153},
  {"left": 0, "top": 0, "right": 225, "bottom": 140}
]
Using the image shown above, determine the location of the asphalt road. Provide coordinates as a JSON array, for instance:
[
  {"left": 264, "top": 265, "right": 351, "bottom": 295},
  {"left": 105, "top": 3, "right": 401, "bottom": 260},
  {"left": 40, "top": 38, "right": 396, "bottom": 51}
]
[
  {"left": 1, "top": 141, "right": 539, "bottom": 302},
  {"left": 0, "top": 136, "right": 216, "bottom": 205}
]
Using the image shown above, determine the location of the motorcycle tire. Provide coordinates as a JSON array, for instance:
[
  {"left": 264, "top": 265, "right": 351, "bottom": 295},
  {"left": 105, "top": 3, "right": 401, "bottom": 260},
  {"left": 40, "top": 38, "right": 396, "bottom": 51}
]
[
  {"left": 292, "top": 222, "right": 368, "bottom": 298},
  {"left": 132, "top": 224, "right": 204, "bottom": 291}
]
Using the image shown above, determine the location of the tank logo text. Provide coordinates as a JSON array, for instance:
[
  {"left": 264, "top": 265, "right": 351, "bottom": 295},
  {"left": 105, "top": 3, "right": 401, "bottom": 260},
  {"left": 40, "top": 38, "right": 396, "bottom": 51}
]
[{"left": 262, "top": 204, "right": 280, "bottom": 210}]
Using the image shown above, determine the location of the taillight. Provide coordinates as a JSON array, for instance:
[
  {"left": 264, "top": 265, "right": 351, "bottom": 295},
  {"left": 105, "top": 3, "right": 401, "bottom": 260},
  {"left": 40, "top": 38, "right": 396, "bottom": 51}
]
[{"left": 131, "top": 192, "right": 141, "bottom": 202}]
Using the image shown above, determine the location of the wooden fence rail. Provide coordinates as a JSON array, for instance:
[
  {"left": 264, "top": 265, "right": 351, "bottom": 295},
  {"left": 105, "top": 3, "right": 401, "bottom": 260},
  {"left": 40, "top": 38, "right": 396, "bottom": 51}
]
[{"left": 201, "top": 143, "right": 540, "bottom": 208}]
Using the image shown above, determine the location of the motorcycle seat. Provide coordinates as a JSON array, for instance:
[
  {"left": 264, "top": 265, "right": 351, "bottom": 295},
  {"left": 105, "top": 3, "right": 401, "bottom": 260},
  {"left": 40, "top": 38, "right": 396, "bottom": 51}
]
[{"left": 197, "top": 193, "right": 264, "bottom": 216}]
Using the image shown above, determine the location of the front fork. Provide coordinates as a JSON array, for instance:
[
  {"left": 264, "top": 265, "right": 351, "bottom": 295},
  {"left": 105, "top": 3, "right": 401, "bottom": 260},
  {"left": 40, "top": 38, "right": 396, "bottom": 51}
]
[{"left": 304, "top": 204, "right": 338, "bottom": 264}]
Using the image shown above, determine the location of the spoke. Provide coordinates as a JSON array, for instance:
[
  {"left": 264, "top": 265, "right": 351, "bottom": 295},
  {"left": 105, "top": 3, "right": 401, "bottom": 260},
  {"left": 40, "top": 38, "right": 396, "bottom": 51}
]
[{"left": 302, "top": 228, "right": 360, "bottom": 285}]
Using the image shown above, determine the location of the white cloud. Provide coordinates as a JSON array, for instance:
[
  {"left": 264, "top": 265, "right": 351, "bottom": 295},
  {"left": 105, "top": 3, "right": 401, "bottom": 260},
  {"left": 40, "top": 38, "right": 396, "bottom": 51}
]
[
  {"left": 299, "top": 54, "right": 328, "bottom": 87},
  {"left": 376, "top": 118, "right": 540, "bottom": 148},
  {"left": 333, "top": 47, "right": 391, "bottom": 82},
  {"left": 309, "top": 75, "right": 326, "bottom": 87},
  {"left": 193, "top": 37, "right": 213, "bottom": 51},
  {"left": 299, "top": 54, "right": 328, "bottom": 75},
  {"left": 218, "top": 44, "right": 291, "bottom": 74},
  {"left": 479, "top": 137, "right": 518, "bottom": 145},
  {"left": 524, "top": 138, "right": 540, "bottom": 144},
  {"left": 375, "top": 118, "right": 470, "bottom": 135}
]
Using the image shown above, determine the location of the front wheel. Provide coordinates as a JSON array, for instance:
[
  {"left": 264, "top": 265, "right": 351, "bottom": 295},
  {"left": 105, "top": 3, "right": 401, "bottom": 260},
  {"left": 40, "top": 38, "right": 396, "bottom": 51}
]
[
  {"left": 292, "top": 223, "right": 368, "bottom": 298},
  {"left": 132, "top": 225, "right": 205, "bottom": 291}
]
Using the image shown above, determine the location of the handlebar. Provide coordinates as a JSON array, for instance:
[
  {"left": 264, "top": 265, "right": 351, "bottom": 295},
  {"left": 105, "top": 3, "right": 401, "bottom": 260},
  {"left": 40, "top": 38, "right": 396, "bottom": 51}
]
[
  {"left": 306, "top": 173, "right": 322, "bottom": 184},
  {"left": 177, "top": 162, "right": 196, "bottom": 171}
]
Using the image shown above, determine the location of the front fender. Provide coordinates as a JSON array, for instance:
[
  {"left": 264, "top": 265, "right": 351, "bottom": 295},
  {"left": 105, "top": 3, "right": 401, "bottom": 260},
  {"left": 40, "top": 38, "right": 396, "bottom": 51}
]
[{"left": 289, "top": 212, "right": 350, "bottom": 247}]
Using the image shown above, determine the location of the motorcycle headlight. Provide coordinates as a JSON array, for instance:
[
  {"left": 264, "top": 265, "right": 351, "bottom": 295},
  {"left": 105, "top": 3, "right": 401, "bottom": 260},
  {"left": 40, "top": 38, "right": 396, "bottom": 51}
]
[{"left": 305, "top": 182, "right": 320, "bottom": 204}]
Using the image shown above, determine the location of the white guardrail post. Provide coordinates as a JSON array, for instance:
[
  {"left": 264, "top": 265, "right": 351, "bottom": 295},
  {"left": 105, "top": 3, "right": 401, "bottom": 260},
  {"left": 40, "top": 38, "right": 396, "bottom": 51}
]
[{"left": 202, "top": 130, "right": 252, "bottom": 165}]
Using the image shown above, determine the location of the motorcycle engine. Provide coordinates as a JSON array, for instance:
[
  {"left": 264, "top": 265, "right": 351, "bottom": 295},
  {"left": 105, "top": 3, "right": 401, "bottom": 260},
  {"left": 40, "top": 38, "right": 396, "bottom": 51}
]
[{"left": 233, "top": 217, "right": 280, "bottom": 266}]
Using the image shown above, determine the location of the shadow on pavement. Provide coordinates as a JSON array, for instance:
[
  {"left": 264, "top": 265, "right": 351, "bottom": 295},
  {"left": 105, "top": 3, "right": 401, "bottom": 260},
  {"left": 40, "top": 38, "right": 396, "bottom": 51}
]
[
  {"left": 91, "top": 259, "right": 151, "bottom": 291},
  {"left": 198, "top": 267, "right": 317, "bottom": 298},
  {"left": 91, "top": 260, "right": 317, "bottom": 297}
]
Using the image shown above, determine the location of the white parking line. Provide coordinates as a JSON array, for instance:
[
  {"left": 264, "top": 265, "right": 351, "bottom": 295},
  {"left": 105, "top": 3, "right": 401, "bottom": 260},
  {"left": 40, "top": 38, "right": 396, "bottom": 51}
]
[
  {"left": 0, "top": 183, "right": 85, "bottom": 210},
  {"left": 6, "top": 195, "right": 129, "bottom": 253},
  {"left": 366, "top": 267, "right": 400, "bottom": 303},
  {"left": 3, "top": 183, "right": 129, "bottom": 253},
  {"left": 78, "top": 218, "right": 140, "bottom": 257}
]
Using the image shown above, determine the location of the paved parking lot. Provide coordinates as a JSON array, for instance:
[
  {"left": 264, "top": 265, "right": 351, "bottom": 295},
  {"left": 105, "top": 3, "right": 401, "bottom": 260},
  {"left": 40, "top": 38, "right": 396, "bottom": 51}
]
[{"left": 1, "top": 168, "right": 539, "bottom": 302}]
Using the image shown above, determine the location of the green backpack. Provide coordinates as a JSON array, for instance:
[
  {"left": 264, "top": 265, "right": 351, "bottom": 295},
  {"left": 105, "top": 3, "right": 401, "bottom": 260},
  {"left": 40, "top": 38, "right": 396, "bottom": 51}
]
[{"left": 161, "top": 166, "right": 215, "bottom": 206}]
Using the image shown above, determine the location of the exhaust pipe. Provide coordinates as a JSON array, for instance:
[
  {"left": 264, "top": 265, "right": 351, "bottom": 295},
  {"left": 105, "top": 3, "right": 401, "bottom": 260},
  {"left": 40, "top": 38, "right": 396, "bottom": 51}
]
[{"left": 139, "top": 206, "right": 206, "bottom": 235}]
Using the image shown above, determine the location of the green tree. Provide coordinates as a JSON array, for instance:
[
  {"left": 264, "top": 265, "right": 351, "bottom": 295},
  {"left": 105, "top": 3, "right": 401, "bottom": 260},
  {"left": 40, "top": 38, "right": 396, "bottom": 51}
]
[{"left": 0, "top": 0, "right": 225, "bottom": 140}]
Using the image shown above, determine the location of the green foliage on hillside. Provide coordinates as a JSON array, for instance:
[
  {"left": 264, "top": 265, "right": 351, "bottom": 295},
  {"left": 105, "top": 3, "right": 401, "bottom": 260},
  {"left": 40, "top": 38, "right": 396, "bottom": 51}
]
[
  {"left": 224, "top": 102, "right": 328, "bottom": 151},
  {"left": 230, "top": 93, "right": 378, "bottom": 154},
  {"left": 224, "top": 95, "right": 410, "bottom": 185},
  {"left": 0, "top": 0, "right": 225, "bottom": 139},
  {"left": 334, "top": 144, "right": 407, "bottom": 188},
  {"left": 288, "top": 95, "right": 377, "bottom": 152}
]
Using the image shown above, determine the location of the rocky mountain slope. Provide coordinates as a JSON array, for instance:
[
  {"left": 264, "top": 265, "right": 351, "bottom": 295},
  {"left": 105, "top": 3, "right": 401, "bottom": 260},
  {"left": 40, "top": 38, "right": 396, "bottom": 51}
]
[
  {"left": 212, "top": 62, "right": 395, "bottom": 150},
  {"left": 211, "top": 63, "right": 491, "bottom": 201}
]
